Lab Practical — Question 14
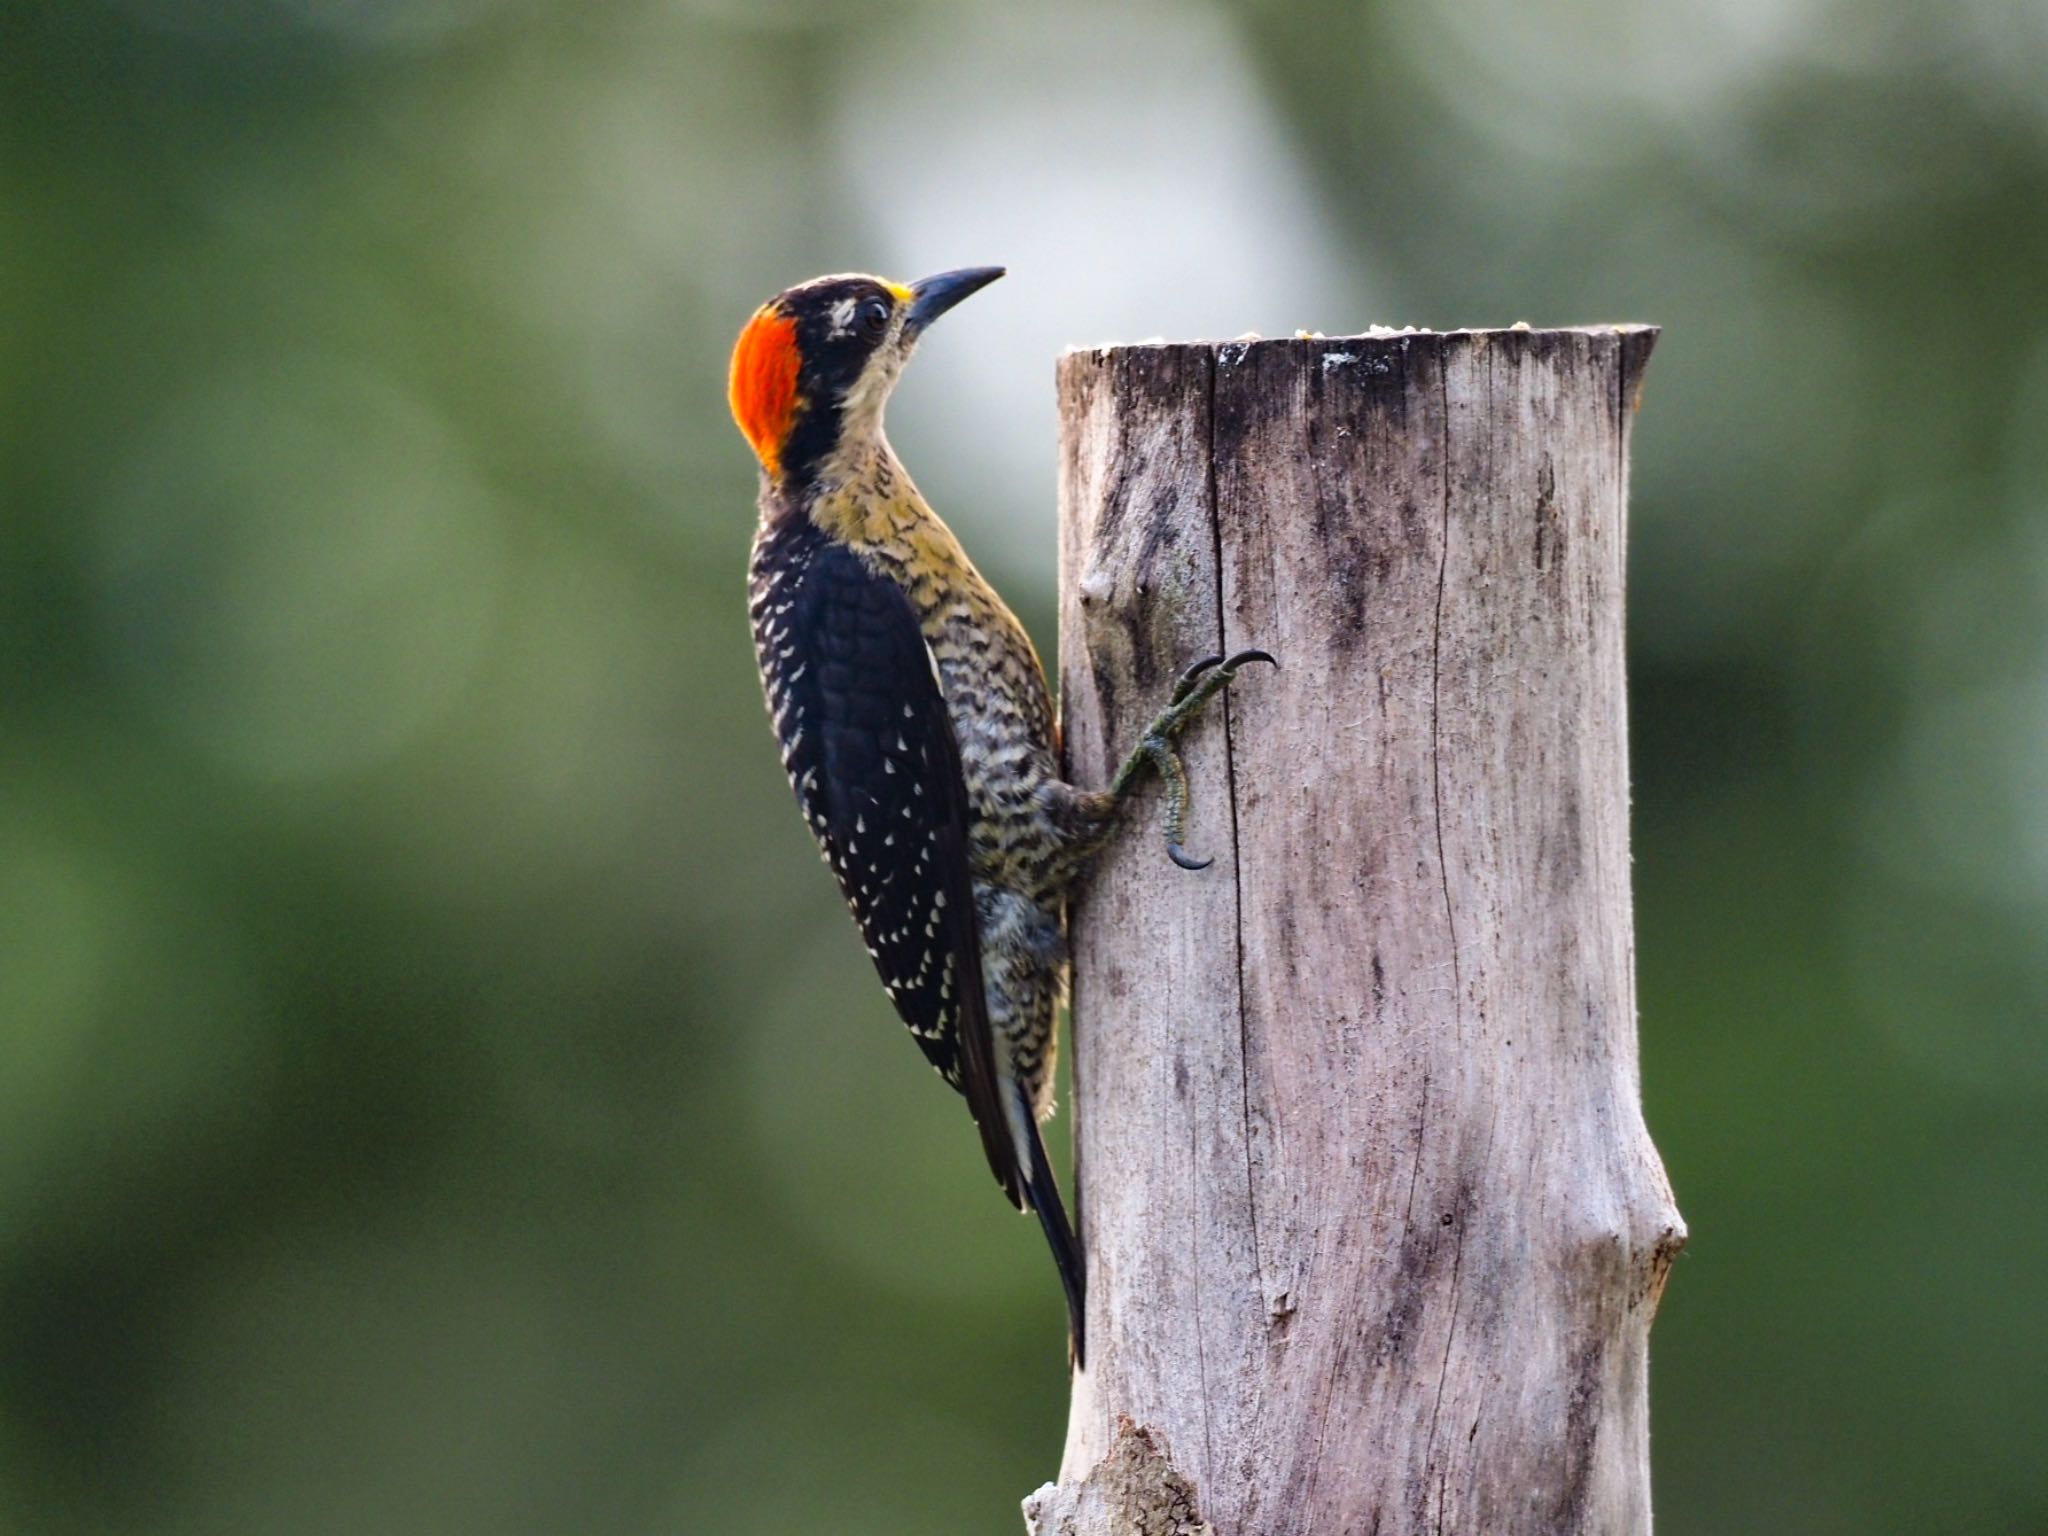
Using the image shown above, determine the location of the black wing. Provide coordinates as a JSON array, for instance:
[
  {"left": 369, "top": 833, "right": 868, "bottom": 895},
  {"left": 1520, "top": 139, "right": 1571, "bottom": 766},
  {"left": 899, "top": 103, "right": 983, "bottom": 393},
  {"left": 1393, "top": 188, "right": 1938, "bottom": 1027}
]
[{"left": 749, "top": 524, "right": 1025, "bottom": 1208}]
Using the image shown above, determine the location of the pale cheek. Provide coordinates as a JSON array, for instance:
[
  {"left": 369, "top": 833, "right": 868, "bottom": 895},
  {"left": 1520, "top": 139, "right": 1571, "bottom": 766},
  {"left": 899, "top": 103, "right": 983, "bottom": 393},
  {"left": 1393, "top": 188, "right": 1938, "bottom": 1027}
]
[{"left": 840, "top": 354, "right": 904, "bottom": 434}]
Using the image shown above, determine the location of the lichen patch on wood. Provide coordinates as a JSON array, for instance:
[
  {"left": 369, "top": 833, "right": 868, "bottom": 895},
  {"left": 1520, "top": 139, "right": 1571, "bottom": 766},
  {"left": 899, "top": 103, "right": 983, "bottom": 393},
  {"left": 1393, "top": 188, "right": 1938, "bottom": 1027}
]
[{"left": 1023, "top": 1417, "right": 1214, "bottom": 1536}]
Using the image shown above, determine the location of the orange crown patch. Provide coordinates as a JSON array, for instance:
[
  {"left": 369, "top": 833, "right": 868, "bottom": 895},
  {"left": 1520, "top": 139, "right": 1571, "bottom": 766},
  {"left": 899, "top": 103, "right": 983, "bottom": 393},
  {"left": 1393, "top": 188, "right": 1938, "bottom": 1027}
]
[{"left": 729, "top": 305, "right": 802, "bottom": 474}]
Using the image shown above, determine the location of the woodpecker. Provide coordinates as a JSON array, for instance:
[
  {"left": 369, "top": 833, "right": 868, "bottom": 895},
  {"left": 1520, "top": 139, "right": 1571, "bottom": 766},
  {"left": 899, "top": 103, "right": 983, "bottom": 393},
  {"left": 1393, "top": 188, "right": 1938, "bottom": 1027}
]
[{"left": 732, "top": 267, "right": 1268, "bottom": 1364}]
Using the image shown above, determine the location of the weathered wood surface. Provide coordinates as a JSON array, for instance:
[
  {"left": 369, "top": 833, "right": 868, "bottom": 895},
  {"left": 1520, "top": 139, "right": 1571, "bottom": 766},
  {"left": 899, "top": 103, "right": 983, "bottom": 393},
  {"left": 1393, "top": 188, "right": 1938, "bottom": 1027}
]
[{"left": 1030, "top": 328, "right": 1682, "bottom": 1536}]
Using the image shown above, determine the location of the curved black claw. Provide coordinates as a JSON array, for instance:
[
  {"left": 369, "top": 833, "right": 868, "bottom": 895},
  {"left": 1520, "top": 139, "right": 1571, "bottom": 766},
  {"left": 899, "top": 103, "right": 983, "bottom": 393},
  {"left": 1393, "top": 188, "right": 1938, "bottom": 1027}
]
[
  {"left": 1170, "top": 653, "right": 1227, "bottom": 705},
  {"left": 1170, "top": 648, "right": 1279, "bottom": 705},
  {"left": 1167, "top": 841, "right": 1213, "bottom": 872}
]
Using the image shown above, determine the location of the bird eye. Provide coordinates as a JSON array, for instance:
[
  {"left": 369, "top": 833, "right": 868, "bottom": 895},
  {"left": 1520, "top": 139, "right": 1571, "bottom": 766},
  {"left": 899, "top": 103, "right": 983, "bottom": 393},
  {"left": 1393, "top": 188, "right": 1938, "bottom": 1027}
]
[{"left": 859, "top": 298, "right": 891, "bottom": 338}]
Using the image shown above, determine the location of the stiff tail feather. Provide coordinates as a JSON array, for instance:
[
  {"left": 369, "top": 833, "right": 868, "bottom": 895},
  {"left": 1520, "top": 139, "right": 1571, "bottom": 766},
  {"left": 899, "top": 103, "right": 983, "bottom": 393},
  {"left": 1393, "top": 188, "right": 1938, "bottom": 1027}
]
[{"left": 1012, "top": 1082, "right": 1086, "bottom": 1368}]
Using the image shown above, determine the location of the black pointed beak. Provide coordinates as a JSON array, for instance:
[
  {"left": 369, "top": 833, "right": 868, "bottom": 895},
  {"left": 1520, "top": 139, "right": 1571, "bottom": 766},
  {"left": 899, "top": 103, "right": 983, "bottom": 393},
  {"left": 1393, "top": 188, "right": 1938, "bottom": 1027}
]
[{"left": 904, "top": 266, "right": 1005, "bottom": 336}]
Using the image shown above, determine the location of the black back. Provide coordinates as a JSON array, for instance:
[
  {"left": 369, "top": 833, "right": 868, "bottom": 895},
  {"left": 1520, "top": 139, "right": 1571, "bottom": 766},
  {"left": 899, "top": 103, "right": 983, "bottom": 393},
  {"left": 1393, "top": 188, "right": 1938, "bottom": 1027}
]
[{"left": 747, "top": 517, "right": 1025, "bottom": 1209}]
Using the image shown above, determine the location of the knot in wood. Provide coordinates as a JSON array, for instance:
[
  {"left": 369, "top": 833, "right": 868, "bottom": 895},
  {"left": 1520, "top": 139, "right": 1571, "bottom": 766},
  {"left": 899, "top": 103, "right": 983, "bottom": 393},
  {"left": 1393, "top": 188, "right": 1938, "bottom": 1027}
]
[{"left": 1022, "top": 1417, "right": 1213, "bottom": 1536}]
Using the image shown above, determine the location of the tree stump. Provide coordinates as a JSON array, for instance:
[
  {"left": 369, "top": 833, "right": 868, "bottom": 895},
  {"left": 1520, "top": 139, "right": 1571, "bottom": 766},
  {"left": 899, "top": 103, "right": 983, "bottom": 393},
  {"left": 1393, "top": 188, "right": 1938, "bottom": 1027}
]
[{"left": 1031, "top": 328, "right": 1682, "bottom": 1536}]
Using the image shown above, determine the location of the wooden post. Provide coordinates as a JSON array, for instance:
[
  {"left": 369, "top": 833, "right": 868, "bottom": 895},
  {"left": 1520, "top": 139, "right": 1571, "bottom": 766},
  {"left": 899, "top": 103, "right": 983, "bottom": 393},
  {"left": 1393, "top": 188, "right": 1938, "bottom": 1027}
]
[{"left": 1025, "top": 329, "right": 1683, "bottom": 1536}]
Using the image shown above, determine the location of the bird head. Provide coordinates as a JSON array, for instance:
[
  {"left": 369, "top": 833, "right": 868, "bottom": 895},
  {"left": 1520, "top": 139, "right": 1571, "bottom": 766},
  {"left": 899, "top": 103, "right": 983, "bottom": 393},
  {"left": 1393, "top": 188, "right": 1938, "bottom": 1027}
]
[{"left": 729, "top": 266, "right": 1005, "bottom": 487}]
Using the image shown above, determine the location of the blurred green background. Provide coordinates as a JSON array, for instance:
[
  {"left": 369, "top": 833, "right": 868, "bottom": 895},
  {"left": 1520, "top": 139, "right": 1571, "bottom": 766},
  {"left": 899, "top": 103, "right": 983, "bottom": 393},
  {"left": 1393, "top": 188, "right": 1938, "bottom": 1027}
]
[{"left": 4, "top": 0, "right": 2046, "bottom": 1531}]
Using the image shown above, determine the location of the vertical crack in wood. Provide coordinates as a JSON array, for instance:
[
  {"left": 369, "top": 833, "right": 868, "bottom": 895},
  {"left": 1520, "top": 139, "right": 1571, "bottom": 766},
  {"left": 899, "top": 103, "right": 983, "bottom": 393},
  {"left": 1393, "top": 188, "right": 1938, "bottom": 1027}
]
[
  {"left": 1209, "top": 346, "right": 1261, "bottom": 1532},
  {"left": 1612, "top": 333, "right": 1627, "bottom": 610},
  {"left": 1208, "top": 351, "right": 1266, "bottom": 1336},
  {"left": 1614, "top": 333, "right": 1626, "bottom": 540},
  {"left": 1188, "top": 1100, "right": 1215, "bottom": 1486},
  {"left": 1419, "top": 335, "right": 1468, "bottom": 1525},
  {"left": 1426, "top": 335, "right": 1464, "bottom": 1040},
  {"left": 1188, "top": 347, "right": 1222, "bottom": 1495},
  {"left": 1399, "top": 1071, "right": 1431, "bottom": 1229}
]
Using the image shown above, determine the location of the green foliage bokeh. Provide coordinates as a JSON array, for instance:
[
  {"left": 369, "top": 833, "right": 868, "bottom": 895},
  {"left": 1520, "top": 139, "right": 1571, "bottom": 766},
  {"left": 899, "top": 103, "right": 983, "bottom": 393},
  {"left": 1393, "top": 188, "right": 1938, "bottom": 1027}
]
[{"left": 3, "top": 1, "right": 2045, "bottom": 1531}]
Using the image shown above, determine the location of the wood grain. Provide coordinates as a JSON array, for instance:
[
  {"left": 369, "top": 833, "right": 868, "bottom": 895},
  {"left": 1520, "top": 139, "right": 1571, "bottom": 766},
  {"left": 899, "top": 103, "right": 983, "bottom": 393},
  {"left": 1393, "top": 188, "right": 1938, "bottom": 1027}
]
[{"left": 1032, "top": 328, "right": 1682, "bottom": 1536}]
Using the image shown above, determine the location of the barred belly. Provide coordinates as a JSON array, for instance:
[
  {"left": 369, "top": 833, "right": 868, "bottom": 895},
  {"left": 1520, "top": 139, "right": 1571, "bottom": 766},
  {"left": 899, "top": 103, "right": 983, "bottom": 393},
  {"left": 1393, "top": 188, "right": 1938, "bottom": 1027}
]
[{"left": 974, "top": 883, "right": 1066, "bottom": 1119}]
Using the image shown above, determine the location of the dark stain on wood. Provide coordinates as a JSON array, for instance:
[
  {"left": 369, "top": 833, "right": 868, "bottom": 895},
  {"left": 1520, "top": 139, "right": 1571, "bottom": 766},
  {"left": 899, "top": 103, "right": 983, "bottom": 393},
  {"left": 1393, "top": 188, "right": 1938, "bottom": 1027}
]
[
  {"left": 1554, "top": 1332, "right": 1610, "bottom": 1528},
  {"left": 1533, "top": 453, "right": 1559, "bottom": 571}
]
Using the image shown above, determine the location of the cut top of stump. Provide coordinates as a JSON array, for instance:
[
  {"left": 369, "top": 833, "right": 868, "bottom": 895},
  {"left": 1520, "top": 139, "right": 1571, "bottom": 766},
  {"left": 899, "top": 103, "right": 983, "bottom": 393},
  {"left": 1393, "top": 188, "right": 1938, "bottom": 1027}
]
[
  {"left": 1058, "top": 323, "right": 1657, "bottom": 351},
  {"left": 1059, "top": 325, "right": 1660, "bottom": 417}
]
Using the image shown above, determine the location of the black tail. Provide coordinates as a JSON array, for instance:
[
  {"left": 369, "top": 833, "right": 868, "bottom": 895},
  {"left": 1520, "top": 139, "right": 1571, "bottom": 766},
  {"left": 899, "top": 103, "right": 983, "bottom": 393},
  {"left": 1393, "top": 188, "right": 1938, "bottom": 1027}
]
[{"left": 1015, "top": 1083, "right": 1086, "bottom": 1368}]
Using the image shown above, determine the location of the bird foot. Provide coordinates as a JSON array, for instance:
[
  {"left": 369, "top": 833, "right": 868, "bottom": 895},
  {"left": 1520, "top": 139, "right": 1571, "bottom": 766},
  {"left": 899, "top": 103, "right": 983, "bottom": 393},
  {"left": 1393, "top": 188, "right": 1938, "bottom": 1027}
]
[{"left": 1111, "top": 648, "right": 1277, "bottom": 870}]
